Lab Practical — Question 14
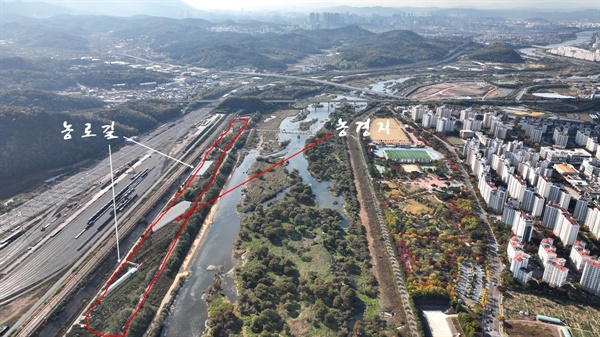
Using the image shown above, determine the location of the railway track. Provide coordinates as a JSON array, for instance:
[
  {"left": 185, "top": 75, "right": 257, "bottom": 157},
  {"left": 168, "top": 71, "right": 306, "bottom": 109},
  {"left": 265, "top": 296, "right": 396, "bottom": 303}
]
[{"left": 15, "top": 116, "right": 234, "bottom": 337}]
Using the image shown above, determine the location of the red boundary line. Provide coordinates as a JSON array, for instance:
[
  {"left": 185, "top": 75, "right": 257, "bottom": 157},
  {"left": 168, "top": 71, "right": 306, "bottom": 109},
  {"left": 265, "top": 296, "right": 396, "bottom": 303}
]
[{"left": 84, "top": 117, "right": 333, "bottom": 337}]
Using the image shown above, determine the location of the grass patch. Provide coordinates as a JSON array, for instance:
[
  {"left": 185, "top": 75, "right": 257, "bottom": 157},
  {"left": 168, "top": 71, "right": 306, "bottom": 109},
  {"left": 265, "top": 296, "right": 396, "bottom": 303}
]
[
  {"left": 447, "top": 137, "right": 465, "bottom": 146},
  {"left": 503, "top": 290, "right": 600, "bottom": 337},
  {"left": 404, "top": 199, "right": 434, "bottom": 215},
  {"left": 237, "top": 158, "right": 299, "bottom": 212}
]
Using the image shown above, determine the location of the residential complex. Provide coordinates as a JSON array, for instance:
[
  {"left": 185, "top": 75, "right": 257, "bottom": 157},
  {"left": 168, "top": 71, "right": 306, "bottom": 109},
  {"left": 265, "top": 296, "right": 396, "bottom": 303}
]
[{"left": 543, "top": 258, "right": 569, "bottom": 288}]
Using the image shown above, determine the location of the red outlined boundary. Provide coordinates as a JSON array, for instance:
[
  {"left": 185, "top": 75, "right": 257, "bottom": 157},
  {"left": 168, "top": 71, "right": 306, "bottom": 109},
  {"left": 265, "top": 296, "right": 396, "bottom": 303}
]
[{"left": 83, "top": 116, "right": 333, "bottom": 337}]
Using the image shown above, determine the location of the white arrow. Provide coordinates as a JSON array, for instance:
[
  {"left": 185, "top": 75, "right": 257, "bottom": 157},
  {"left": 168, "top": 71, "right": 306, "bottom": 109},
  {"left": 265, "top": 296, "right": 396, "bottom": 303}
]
[
  {"left": 109, "top": 144, "right": 121, "bottom": 263},
  {"left": 125, "top": 137, "right": 194, "bottom": 169}
]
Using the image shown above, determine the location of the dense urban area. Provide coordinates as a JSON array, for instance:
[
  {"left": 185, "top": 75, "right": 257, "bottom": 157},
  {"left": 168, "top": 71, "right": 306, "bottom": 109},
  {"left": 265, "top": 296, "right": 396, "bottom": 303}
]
[{"left": 0, "top": 1, "right": 600, "bottom": 337}]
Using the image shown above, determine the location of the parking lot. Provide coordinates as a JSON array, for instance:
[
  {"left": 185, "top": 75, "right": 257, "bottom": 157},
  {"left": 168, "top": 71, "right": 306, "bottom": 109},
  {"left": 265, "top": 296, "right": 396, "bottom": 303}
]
[{"left": 456, "top": 262, "right": 486, "bottom": 305}]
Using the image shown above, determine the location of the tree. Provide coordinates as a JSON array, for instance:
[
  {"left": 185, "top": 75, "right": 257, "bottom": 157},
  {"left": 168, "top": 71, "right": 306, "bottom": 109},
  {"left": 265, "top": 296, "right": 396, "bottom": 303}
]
[
  {"left": 313, "top": 299, "right": 329, "bottom": 320},
  {"left": 352, "top": 320, "right": 366, "bottom": 336}
]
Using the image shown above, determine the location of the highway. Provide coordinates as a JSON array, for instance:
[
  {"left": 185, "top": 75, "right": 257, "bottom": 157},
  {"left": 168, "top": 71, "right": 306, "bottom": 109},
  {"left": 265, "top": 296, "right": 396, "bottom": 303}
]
[{"left": 0, "top": 105, "right": 215, "bottom": 303}]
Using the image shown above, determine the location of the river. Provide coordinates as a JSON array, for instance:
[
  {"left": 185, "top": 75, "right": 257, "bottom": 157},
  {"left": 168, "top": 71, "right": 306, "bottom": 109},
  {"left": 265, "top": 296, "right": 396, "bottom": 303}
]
[
  {"left": 161, "top": 100, "right": 358, "bottom": 336},
  {"left": 369, "top": 77, "right": 414, "bottom": 94},
  {"left": 518, "top": 30, "right": 598, "bottom": 57}
]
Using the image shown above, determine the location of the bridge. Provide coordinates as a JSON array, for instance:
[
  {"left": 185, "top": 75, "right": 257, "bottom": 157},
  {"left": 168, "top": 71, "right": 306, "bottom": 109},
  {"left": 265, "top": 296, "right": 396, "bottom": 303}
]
[{"left": 178, "top": 99, "right": 392, "bottom": 104}]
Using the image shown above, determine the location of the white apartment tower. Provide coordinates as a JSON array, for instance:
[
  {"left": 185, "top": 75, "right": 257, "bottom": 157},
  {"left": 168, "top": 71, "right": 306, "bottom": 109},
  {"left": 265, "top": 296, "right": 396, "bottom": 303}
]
[
  {"left": 542, "top": 202, "right": 563, "bottom": 229},
  {"left": 502, "top": 200, "right": 521, "bottom": 228},
  {"left": 508, "top": 174, "right": 527, "bottom": 202},
  {"left": 436, "top": 117, "right": 455, "bottom": 133},
  {"left": 411, "top": 105, "right": 426, "bottom": 122},
  {"left": 511, "top": 253, "right": 532, "bottom": 284},
  {"left": 569, "top": 241, "right": 590, "bottom": 271},
  {"left": 573, "top": 197, "right": 591, "bottom": 223},
  {"left": 513, "top": 211, "right": 534, "bottom": 242},
  {"left": 422, "top": 112, "right": 438, "bottom": 129},
  {"left": 536, "top": 175, "right": 552, "bottom": 199},
  {"left": 585, "top": 207, "right": 600, "bottom": 240},
  {"left": 554, "top": 212, "right": 580, "bottom": 246},
  {"left": 543, "top": 258, "right": 569, "bottom": 288},
  {"left": 553, "top": 127, "right": 569, "bottom": 148},
  {"left": 463, "top": 118, "right": 483, "bottom": 132},
  {"left": 538, "top": 238, "right": 557, "bottom": 266},
  {"left": 580, "top": 259, "right": 600, "bottom": 295}
]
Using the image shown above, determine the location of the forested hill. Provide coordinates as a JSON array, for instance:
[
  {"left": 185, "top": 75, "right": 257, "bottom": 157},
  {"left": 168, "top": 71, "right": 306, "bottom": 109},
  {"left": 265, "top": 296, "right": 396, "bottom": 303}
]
[
  {"left": 469, "top": 45, "right": 525, "bottom": 63},
  {"left": 0, "top": 56, "right": 176, "bottom": 91},
  {"left": 1, "top": 14, "right": 482, "bottom": 71},
  {"left": 0, "top": 90, "right": 105, "bottom": 112},
  {"left": 336, "top": 30, "right": 476, "bottom": 68},
  {"left": 215, "top": 97, "right": 275, "bottom": 115},
  {"left": 0, "top": 99, "right": 182, "bottom": 188}
]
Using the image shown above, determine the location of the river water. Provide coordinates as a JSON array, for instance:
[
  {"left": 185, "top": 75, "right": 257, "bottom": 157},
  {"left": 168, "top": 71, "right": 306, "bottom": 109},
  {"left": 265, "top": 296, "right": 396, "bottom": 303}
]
[
  {"left": 369, "top": 77, "right": 414, "bottom": 94},
  {"left": 161, "top": 101, "right": 357, "bottom": 336},
  {"left": 518, "top": 30, "right": 598, "bottom": 57}
]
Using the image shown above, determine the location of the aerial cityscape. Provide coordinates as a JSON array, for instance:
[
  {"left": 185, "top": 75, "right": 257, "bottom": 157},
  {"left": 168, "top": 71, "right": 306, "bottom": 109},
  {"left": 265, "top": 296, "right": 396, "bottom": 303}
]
[{"left": 0, "top": 1, "right": 599, "bottom": 337}]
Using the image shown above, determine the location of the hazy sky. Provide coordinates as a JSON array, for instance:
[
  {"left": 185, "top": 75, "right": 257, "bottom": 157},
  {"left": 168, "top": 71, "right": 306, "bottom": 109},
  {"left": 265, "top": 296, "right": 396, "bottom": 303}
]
[{"left": 182, "top": 0, "right": 599, "bottom": 11}]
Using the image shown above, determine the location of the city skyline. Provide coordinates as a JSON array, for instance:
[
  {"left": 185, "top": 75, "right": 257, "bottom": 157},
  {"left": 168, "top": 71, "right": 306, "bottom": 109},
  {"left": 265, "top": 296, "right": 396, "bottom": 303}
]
[{"left": 182, "top": 0, "right": 599, "bottom": 11}]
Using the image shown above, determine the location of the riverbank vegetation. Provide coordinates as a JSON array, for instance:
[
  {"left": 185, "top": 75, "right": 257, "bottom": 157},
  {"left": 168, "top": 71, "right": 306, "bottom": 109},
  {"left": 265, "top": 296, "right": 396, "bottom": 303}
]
[
  {"left": 237, "top": 159, "right": 301, "bottom": 213},
  {"left": 205, "top": 105, "right": 396, "bottom": 336}
]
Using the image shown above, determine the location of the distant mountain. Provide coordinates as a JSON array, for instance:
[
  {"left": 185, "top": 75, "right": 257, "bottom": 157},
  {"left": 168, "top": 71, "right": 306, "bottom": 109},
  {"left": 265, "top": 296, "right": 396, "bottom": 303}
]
[
  {"left": 0, "top": 0, "right": 199, "bottom": 18},
  {"left": 336, "top": 30, "right": 474, "bottom": 69},
  {"left": 1, "top": 14, "right": 478, "bottom": 71},
  {"left": 0, "top": 1, "right": 74, "bottom": 18}
]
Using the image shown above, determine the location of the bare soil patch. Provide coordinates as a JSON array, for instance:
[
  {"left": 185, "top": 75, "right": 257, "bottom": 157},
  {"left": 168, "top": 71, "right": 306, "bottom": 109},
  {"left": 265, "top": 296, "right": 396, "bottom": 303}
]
[
  {"left": 0, "top": 282, "right": 53, "bottom": 327},
  {"left": 504, "top": 320, "right": 561, "bottom": 337},
  {"left": 410, "top": 81, "right": 498, "bottom": 100}
]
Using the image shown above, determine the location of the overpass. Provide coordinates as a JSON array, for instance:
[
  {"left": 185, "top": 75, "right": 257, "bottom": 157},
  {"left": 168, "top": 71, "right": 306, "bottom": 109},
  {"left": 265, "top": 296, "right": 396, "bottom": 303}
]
[{"left": 178, "top": 99, "right": 394, "bottom": 104}]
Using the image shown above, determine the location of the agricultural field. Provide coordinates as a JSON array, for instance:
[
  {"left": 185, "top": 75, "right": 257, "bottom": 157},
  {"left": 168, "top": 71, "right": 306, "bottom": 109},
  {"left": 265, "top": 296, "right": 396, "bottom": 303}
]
[
  {"left": 503, "top": 290, "right": 600, "bottom": 337},
  {"left": 368, "top": 117, "right": 411, "bottom": 145}
]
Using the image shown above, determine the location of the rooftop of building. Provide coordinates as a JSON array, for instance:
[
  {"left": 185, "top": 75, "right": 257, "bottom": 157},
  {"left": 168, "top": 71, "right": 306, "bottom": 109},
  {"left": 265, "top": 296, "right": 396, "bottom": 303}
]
[
  {"left": 541, "top": 237, "right": 554, "bottom": 244},
  {"left": 514, "top": 254, "right": 524, "bottom": 262},
  {"left": 586, "top": 259, "right": 600, "bottom": 268},
  {"left": 553, "top": 263, "right": 568, "bottom": 272},
  {"left": 554, "top": 163, "right": 579, "bottom": 175}
]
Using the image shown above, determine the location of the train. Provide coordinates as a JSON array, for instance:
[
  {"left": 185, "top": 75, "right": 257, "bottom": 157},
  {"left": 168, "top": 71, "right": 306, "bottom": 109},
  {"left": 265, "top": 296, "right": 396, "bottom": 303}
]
[
  {"left": 81, "top": 168, "right": 150, "bottom": 235},
  {"left": 0, "top": 229, "right": 24, "bottom": 250}
]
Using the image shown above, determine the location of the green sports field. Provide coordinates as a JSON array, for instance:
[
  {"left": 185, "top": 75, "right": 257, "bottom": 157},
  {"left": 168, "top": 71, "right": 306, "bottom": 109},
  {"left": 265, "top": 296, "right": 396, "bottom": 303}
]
[{"left": 385, "top": 149, "right": 431, "bottom": 161}]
